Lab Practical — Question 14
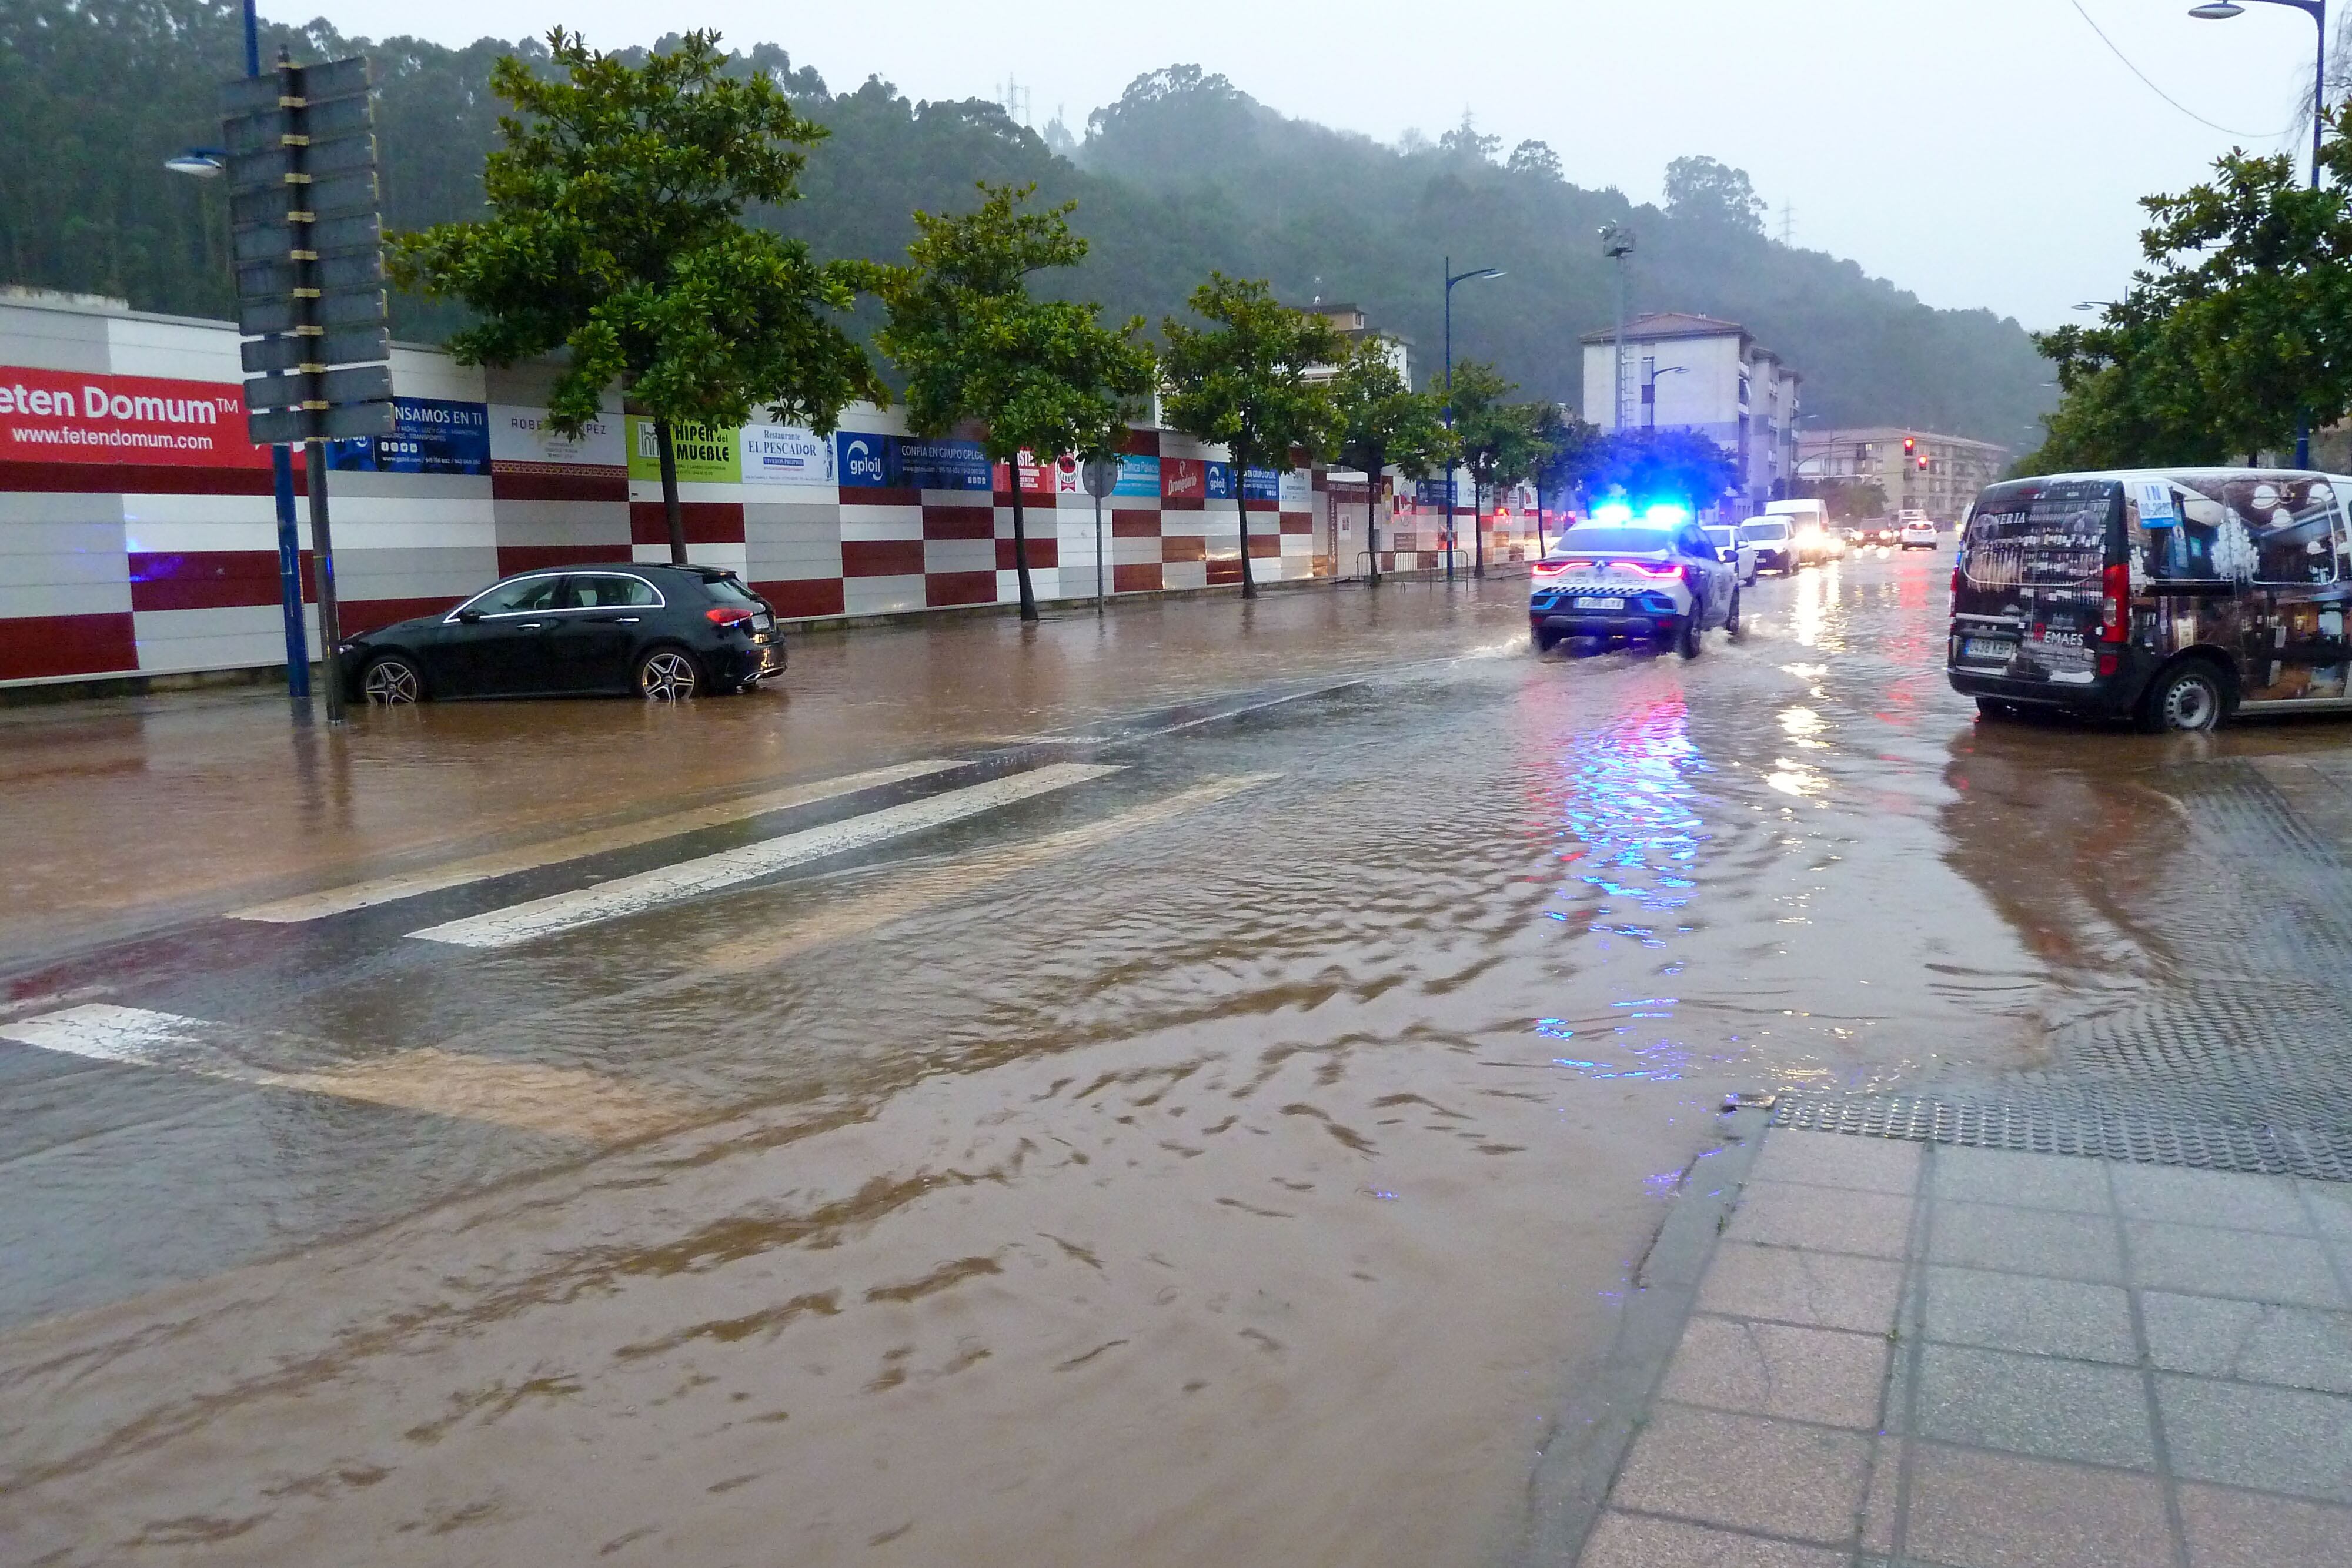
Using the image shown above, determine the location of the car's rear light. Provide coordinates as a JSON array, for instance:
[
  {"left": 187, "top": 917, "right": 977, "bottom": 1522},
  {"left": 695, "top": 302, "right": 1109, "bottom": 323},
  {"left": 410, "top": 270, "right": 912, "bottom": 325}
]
[
  {"left": 2098, "top": 651, "right": 2120, "bottom": 677},
  {"left": 706, "top": 606, "right": 755, "bottom": 626},
  {"left": 1533, "top": 561, "right": 1568, "bottom": 577},
  {"left": 2100, "top": 562, "right": 2129, "bottom": 643},
  {"left": 1616, "top": 561, "right": 1682, "bottom": 580}
]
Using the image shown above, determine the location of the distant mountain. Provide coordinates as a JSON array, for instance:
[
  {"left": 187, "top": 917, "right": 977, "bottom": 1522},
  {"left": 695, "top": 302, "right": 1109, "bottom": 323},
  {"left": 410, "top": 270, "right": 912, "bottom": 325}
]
[{"left": 0, "top": 0, "right": 2053, "bottom": 450}]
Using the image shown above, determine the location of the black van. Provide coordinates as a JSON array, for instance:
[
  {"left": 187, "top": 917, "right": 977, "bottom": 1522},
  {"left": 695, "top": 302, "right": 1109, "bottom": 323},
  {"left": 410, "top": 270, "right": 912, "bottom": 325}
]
[{"left": 1948, "top": 469, "right": 2352, "bottom": 732}]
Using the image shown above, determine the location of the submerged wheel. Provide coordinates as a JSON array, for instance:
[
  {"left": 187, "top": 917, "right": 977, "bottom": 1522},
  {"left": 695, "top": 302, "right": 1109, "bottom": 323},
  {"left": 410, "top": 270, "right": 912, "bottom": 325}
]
[
  {"left": 635, "top": 647, "right": 701, "bottom": 701},
  {"left": 1532, "top": 626, "right": 1559, "bottom": 653},
  {"left": 360, "top": 654, "right": 423, "bottom": 706},
  {"left": 1676, "top": 613, "right": 1703, "bottom": 660},
  {"left": 1975, "top": 696, "right": 2020, "bottom": 721},
  {"left": 1725, "top": 587, "right": 1742, "bottom": 638},
  {"left": 2140, "top": 661, "right": 2225, "bottom": 734}
]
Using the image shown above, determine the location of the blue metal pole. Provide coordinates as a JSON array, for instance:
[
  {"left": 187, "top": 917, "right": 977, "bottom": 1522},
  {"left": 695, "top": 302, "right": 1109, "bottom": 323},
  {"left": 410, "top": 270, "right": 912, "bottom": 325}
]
[
  {"left": 1443, "top": 258, "right": 1455, "bottom": 584},
  {"left": 243, "top": 0, "right": 311, "bottom": 703}
]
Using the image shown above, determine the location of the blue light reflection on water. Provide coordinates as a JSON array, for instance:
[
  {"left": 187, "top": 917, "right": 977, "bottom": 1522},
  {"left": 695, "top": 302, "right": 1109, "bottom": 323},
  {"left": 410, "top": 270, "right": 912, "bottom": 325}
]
[{"left": 1532, "top": 693, "right": 1728, "bottom": 1084}]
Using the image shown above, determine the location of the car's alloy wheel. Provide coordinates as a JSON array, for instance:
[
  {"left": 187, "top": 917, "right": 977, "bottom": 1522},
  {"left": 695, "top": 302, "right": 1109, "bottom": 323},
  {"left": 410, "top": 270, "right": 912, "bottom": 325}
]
[
  {"left": 636, "top": 648, "right": 701, "bottom": 700},
  {"left": 362, "top": 656, "right": 422, "bottom": 705},
  {"left": 1677, "top": 613, "right": 1703, "bottom": 659}
]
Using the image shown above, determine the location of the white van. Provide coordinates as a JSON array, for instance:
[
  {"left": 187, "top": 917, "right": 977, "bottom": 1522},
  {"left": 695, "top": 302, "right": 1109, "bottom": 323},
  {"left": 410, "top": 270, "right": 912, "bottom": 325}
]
[{"left": 1764, "top": 499, "right": 1832, "bottom": 566}]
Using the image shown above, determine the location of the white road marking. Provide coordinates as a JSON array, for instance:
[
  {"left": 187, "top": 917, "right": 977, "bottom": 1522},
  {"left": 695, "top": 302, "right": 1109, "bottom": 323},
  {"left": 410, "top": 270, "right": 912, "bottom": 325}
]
[
  {"left": 230, "top": 760, "right": 964, "bottom": 922},
  {"left": 407, "top": 762, "right": 1125, "bottom": 949},
  {"left": 0, "top": 1004, "right": 693, "bottom": 1141}
]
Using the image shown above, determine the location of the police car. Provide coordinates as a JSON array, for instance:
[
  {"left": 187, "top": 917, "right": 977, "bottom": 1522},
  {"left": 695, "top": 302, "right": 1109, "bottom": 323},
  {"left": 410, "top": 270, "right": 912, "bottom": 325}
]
[{"left": 1530, "top": 508, "right": 1742, "bottom": 658}]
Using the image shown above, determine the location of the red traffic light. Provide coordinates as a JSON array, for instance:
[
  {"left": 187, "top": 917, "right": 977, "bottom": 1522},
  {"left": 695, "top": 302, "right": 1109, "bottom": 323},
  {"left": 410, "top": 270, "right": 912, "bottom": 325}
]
[
  {"left": 1917, "top": 456, "right": 1930, "bottom": 470},
  {"left": 1903, "top": 436, "right": 1917, "bottom": 454}
]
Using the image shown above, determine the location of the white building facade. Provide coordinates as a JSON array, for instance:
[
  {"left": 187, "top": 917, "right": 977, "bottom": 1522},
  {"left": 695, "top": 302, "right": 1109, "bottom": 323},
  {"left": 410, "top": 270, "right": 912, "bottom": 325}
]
[{"left": 1579, "top": 312, "right": 1802, "bottom": 515}]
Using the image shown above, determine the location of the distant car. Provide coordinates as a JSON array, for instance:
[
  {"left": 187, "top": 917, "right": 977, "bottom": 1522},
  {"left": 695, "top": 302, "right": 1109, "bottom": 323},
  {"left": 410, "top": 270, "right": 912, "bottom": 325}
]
[
  {"left": 1900, "top": 519, "right": 1940, "bottom": 549},
  {"left": 1702, "top": 524, "right": 1759, "bottom": 585},
  {"left": 339, "top": 563, "right": 785, "bottom": 704},
  {"left": 1866, "top": 521, "right": 1900, "bottom": 546},
  {"left": 1739, "top": 517, "right": 1798, "bottom": 573},
  {"left": 1529, "top": 521, "right": 1740, "bottom": 657}
]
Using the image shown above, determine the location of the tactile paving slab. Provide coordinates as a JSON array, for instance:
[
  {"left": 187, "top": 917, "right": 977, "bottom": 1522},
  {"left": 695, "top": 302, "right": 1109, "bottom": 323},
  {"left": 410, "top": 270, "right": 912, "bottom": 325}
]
[{"left": 1775, "top": 760, "right": 2352, "bottom": 1182}]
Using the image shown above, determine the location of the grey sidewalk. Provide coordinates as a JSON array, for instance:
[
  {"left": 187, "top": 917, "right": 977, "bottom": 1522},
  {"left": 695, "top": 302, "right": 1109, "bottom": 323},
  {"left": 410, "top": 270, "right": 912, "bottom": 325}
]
[{"left": 1572, "top": 1130, "right": 2352, "bottom": 1567}]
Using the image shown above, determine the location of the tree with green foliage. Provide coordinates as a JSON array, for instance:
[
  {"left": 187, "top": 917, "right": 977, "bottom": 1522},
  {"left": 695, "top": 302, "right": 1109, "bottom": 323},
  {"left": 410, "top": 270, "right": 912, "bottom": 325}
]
[
  {"left": 1591, "top": 428, "right": 1740, "bottom": 510},
  {"left": 1527, "top": 403, "right": 1605, "bottom": 551},
  {"left": 1161, "top": 276, "right": 1345, "bottom": 599},
  {"left": 1328, "top": 340, "right": 1454, "bottom": 584},
  {"left": 387, "top": 29, "right": 881, "bottom": 563},
  {"left": 2024, "top": 116, "right": 2352, "bottom": 473},
  {"left": 1665, "top": 155, "right": 1768, "bottom": 235},
  {"left": 866, "top": 182, "right": 1156, "bottom": 621},
  {"left": 1442, "top": 360, "right": 1546, "bottom": 574}
]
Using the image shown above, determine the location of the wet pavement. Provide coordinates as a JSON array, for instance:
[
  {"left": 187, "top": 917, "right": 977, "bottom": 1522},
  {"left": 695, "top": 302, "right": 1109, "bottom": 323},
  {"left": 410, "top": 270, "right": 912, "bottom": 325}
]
[{"left": 4, "top": 553, "right": 2351, "bottom": 1565}]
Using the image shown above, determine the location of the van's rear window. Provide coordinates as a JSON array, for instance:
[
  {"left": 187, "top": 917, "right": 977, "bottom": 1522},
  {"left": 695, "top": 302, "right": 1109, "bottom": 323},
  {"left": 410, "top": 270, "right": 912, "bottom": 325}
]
[
  {"left": 1963, "top": 479, "right": 2117, "bottom": 589},
  {"left": 1740, "top": 521, "right": 1790, "bottom": 540}
]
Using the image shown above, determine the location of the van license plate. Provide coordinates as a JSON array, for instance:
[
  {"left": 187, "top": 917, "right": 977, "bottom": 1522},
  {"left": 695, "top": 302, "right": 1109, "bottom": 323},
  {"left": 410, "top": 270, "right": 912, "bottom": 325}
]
[
  {"left": 1573, "top": 596, "right": 1621, "bottom": 610},
  {"left": 1961, "top": 637, "right": 2013, "bottom": 663}
]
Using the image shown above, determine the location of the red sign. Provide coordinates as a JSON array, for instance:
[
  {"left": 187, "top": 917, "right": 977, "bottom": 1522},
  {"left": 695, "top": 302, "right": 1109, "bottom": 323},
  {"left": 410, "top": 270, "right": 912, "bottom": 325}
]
[
  {"left": 0, "top": 366, "right": 266, "bottom": 468},
  {"left": 992, "top": 450, "right": 1061, "bottom": 496},
  {"left": 1161, "top": 457, "right": 1206, "bottom": 501}
]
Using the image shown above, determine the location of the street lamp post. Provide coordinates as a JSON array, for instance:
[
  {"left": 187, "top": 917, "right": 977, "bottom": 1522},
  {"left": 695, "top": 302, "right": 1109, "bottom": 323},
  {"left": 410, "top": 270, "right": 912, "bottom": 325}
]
[
  {"left": 1442, "top": 256, "right": 1504, "bottom": 583},
  {"left": 2191, "top": 0, "right": 2328, "bottom": 464},
  {"left": 168, "top": 0, "right": 313, "bottom": 709}
]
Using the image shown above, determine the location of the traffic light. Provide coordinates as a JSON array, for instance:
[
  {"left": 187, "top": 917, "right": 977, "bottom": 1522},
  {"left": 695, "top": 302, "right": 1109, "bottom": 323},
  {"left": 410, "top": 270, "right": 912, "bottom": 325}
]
[
  {"left": 1917, "top": 454, "right": 1930, "bottom": 470},
  {"left": 1903, "top": 436, "right": 1916, "bottom": 456}
]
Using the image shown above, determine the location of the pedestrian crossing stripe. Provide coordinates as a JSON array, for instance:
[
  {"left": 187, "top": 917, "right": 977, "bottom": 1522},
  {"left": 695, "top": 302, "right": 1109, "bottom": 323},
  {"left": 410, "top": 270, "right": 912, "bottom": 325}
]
[
  {"left": 230, "top": 759, "right": 965, "bottom": 923},
  {"left": 0, "top": 1005, "right": 694, "bottom": 1142},
  {"left": 406, "top": 763, "right": 1125, "bottom": 949}
]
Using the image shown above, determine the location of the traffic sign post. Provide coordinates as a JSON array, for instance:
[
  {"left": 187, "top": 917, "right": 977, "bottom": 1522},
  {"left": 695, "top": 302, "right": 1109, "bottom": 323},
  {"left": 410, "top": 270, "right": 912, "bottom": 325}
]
[
  {"left": 220, "top": 51, "right": 392, "bottom": 724},
  {"left": 1081, "top": 454, "right": 1120, "bottom": 610}
]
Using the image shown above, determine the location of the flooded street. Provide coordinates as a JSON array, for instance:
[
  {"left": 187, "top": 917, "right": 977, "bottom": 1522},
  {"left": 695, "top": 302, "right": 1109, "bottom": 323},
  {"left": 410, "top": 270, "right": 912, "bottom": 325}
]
[{"left": 5, "top": 554, "right": 2345, "bottom": 1565}]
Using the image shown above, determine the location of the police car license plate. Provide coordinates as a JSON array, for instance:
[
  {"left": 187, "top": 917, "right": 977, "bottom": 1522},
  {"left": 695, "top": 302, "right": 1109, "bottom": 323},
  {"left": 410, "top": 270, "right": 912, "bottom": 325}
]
[{"left": 1573, "top": 596, "right": 1621, "bottom": 610}]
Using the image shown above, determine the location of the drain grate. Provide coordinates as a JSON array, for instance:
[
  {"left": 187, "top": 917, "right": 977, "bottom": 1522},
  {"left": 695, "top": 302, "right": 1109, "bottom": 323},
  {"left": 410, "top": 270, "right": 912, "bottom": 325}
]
[{"left": 1777, "top": 760, "right": 2352, "bottom": 1183}]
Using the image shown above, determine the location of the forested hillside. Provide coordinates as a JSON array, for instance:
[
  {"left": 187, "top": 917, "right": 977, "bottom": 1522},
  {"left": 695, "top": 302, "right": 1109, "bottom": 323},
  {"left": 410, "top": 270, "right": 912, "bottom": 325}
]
[{"left": 0, "top": 0, "right": 2053, "bottom": 449}]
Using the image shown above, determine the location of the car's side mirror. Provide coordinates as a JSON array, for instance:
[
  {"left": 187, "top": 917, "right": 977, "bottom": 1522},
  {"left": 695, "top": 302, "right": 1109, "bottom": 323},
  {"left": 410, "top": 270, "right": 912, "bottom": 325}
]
[{"left": 456, "top": 609, "right": 482, "bottom": 624}]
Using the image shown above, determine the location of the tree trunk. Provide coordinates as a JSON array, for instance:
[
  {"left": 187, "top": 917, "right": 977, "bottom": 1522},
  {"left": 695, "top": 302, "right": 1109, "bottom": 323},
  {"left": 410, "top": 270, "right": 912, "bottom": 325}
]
[
  {"left": 1534, "top": 478, "right": 1549, "bottom": 556},
  {"left": 654, "top": 419, "right": 687, "bottom": 566},
  {"left": 1234, "top": 443, "right": 1258, "bottom": 600},
  {"left": 1011, "top": 473, "right": 1040, "bottom": 623},
  {"left": 1471, "top": 478, "right": 1486, "bottom": 577},
  {"left": 1366, "top": 443, "right": 1384, "bottom": 587}
]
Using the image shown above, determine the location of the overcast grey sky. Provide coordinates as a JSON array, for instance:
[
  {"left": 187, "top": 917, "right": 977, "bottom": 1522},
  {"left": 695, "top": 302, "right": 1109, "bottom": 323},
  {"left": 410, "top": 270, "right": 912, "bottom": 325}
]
[{"left": 303, "top": 0, "right": 2327, "bottom": 329}]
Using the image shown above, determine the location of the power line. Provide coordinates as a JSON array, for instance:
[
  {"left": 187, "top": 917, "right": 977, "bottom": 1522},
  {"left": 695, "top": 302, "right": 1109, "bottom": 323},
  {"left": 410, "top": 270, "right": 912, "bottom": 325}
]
[{"left": 2064, "top": 0, "right": 2290, "bottom": 139}]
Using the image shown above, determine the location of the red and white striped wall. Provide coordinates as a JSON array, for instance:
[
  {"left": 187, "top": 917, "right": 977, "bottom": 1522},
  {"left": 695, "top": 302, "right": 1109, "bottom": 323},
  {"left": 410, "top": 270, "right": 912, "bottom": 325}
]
[{"left": 1, "top": 292, "right": 1539, "bottom": 690}]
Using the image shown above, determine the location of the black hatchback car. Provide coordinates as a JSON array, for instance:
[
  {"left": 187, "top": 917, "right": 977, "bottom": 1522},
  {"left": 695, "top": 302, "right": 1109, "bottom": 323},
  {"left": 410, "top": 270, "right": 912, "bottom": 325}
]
[{"left": 339, "top": 563, "right": 785, "bottom": 704}]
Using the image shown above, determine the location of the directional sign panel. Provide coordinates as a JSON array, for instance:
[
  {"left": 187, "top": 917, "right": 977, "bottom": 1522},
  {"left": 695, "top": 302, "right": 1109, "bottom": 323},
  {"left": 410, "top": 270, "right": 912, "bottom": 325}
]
[{"left": 240, "top": 326, "right": 390, "bottom": 375}]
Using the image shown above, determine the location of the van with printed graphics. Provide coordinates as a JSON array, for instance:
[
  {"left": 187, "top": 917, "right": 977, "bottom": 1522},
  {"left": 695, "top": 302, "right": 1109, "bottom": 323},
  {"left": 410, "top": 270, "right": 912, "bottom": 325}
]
[{"left": 1949, "top": 469, "right": 2352, "bottom": 731}]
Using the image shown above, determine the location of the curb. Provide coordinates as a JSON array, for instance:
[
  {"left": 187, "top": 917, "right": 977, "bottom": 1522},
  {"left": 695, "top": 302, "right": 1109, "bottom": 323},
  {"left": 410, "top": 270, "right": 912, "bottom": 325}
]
[{"left": 1512, "top": 1103, "right": 1772, "bottom": 1566}]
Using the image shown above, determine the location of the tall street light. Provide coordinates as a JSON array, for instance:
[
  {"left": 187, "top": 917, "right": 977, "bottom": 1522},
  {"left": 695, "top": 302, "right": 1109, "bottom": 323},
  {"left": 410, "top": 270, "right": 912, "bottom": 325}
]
[
  {"left": 165, "top": 0, "right": 312, "bottom": 708},
  {"left": 1443, "top": 257, "right": 1503, "bottom": 582},
  {"left": 2191, "top": 0, "right": 2328, "bottom": 464}
]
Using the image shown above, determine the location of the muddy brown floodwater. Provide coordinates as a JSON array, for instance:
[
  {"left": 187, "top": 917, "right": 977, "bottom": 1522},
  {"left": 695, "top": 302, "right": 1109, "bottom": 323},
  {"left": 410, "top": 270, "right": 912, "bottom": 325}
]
[{"left": 6, "top": 556, "right": 2331, "bottom": 1565}]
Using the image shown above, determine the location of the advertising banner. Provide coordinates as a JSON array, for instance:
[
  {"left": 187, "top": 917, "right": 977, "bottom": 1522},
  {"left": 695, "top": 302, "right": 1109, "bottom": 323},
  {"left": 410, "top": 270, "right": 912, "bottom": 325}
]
[
  {"left": 1278, "top": 469, "right": 1312, "bottom": 506},
  {"left": 836, "top": 430, "right": 899, "bottom": 489},
  {"left": 1162, "top": 457, "right": 1208, "bottom": 503},
  {"left": 995, "top": 451, "right": 1060, "bottom": 496},
  {"left": 327, "top": 396, "right": 490, "bottom": 475},
  {"left": 1113, "top": 454, "right": 1160, "bottom": 498},
  {"left": 741, "top": 423, "right": 835, "bottom": 488},
  {"left": 1243, "top": 466, "right": 1281, "bottom": 503},
  {"left": 488, "top": 404, "right": 623, "bottom": 472},
  {"left": 628, "top": 416, "right": 736, "bottom": 484},
  {"left": 0, "top": 366, "right": 264, "bottom": 469},
  {"left": 900, "top": 436, "right": 993, "bottom": 492}
]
